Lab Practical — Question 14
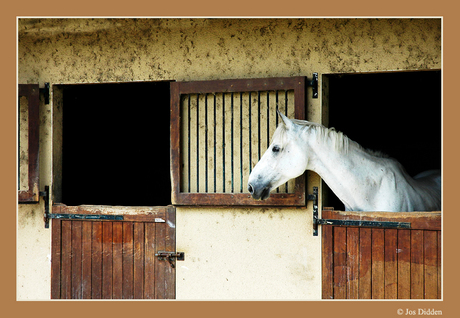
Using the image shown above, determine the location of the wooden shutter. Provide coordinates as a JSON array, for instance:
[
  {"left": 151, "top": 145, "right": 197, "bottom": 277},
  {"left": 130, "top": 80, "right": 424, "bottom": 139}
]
[
  {"left": 170, "top": 76, "right": 307, "bottom": 206},
  {"left": 51, "top": 206, "right": 176, "bottom": 299},
  {"left": 18, "top": 84, "right": 40, "bottom": 203},
  {"left": 321, "top": 209, "right": 441, "bottom": 299}
]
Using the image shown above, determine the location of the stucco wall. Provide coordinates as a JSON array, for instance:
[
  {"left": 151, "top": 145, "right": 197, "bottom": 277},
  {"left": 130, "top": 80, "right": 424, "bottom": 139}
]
[{"left": 17, "top": 18, "right": 441, "bottom": 300}]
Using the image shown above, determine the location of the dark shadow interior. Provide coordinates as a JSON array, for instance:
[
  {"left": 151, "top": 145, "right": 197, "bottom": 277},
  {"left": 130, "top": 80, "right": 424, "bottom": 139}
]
[
  {"left": 325, "top": 71, "right": 441, "bottom": 211},
  {"left": 61, "top": 82, "right": 171, "bottom": 206}
]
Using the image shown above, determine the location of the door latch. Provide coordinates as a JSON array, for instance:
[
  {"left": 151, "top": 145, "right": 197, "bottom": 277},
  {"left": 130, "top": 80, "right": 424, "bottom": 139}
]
[{"left": 155, "top": 251, "right": 185, "bottom": 268}]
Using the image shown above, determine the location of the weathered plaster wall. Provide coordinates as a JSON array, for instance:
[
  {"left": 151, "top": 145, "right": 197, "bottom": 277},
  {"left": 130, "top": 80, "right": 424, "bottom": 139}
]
[
  {"left": 17, "top": 18, "right": 441, "bottom": 300},
  {"left": 17, "top": 92, "right": 52, "bottom": 300},
  {"left": 19, "top": 18, "right": 440, "bottom": 85}
]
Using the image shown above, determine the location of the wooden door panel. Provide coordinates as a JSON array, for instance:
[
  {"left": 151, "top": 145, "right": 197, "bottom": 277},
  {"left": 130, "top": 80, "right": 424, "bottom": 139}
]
[
  {"left": 51, "top": 206, "right": 176, "bottom": 299},
  {"left": 322, "top": 210, "right": 441, "bottom": 299}
]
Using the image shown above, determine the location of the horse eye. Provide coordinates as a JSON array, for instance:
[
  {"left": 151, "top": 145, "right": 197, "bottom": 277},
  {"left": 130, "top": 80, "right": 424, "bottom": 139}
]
[{"left": 272, "top": 145, "right": 280, "bottom": 153}]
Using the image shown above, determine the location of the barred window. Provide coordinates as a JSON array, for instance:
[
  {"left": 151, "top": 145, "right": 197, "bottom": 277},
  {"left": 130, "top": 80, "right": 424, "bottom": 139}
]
[{"left": 170, "top": 77, "right": 308, "bottom": 206}]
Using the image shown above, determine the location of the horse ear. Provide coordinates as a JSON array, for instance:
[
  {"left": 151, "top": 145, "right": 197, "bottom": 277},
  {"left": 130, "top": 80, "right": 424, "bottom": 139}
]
[{"left": 277, "top": 109, "right": 294, "bottom": 129}]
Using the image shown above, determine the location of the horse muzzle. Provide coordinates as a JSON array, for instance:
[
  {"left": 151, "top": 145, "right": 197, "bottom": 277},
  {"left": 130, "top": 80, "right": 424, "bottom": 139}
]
[{"left": 248, "top": 183, "right": 271, "bottom": 200}]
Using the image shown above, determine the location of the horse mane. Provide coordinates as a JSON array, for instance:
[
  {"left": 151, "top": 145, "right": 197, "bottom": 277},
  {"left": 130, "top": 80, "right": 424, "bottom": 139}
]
[{"left": 273, "top": 119, "right": 389, "bottom": 158}]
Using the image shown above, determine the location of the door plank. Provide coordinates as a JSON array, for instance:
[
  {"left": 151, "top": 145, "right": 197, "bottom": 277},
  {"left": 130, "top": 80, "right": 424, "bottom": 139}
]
[
  {"left": 321, "top": 224, "right": 334, "bottom": 299},
  {"left": 371, "top": 229, "right": 385, "bottom": 299},
  {"left": 102, "top": 222, "right": 113, "bottom": 299},
  {"left": 91, "top": 222, "right": 103, "bottom": 299},
  {"left": 397, "top": 229, "right": 411, "bottom": 299},
  {"left": 358, "top": 228, "right": 372, "bottom": 299},
  {"left": 112, "top": 222, "right": 123, "bottom": 299},
  {"left": 333, "top": 227, "right": 347, "bottom": 299},
  {"left": 61, "top": 221, "right": 72, "bottom": 299},
  {"left": 81, "top": 221, "right": 92, "bottom": 299},
  {"left": 144, "top": 222, "right": 156, "bottom": 299},
  {"left": 71, "top": 221, "right": 82, "bottom": 299},
  {"left": 155, "top": 219, "right": 166, "bottom": 299},
  {"left": 122, "top": 222, "right": 134, "bottom": 299},
  {"left": 410, "top": 230, "right": 424, "bottom": 299},
  {"left": 134, "top": 222, "right": 145, "bottom": 299},
  {"left": 51, "top": 219, "right": 61, "bottom": 299},
  {"left": 384, "top": 229, "right": 398, "bottom": 299},
  {"left": 346, "top": 227, "right": 359, "bottom": 299},
  {"left": 165, "top": 206, "right": 176, "bottom": 299},
  {"left": 424, "top": 230, "right": 438, "bottom": 299}
]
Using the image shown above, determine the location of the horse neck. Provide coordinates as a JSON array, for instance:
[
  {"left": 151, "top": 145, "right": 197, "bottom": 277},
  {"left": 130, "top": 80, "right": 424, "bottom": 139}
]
[{"left": 304, "top": 128, "right": 386, "bottom": 211}]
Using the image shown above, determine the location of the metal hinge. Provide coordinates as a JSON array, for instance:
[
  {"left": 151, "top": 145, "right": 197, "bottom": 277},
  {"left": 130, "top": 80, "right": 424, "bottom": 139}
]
[
  {"left": 40, "top": 185, "right": 50, "bottom": 228},
  {"left": 315, "top": 218, "right": 411, "bottom": 229},
  {"left": 308, "top": 186, "right": 320, "bottom": 236},
  {"left": 47, "top": 214, "right": 124, "bottom": 221},
  {"left": 155, "top": 251, "right": 185, "bottom": 268},
  {"left": 307, "top": 73, "right": 319, "bottom": 99},
  {"left": 39, "top": 82, "right": 50, "bottom": 104},
  {"left": 309, "top": 185, "right": 411, "bottom": 236}
]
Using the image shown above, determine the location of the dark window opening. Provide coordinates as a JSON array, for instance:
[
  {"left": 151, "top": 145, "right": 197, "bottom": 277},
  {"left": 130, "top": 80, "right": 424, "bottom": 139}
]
[
  {"left": 61, "top": 82, "right": 171, "bottom": 206},
  {"left": 325, "top": 71, "right": 441, "bottom": 211}
]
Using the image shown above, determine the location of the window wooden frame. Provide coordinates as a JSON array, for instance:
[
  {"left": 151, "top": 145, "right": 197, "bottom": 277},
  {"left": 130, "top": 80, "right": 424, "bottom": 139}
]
[
  {"left": 18, "top": 84, "right": 40, "bottom": 203},
  {"left": 170, "top": 76, "right": 307, "bottom": 206}
]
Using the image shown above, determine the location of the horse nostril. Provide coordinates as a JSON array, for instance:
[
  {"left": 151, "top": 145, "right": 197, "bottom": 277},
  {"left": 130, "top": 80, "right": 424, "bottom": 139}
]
[{"left": 248, "top": 183, "right": 254, "bottom": 194}]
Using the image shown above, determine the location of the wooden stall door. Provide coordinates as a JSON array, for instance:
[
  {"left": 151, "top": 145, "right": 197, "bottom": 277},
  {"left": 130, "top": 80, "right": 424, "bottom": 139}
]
[
  {"left": 322, "top": 209, "right": 441, "bottom": 299},
  {"left": 51, "top": 206, "right": 176, "bottom": 299}
]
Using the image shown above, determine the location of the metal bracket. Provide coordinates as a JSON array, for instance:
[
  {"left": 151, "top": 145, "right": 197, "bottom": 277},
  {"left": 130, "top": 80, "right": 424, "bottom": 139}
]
[
  {"left": 39, "top": 83, "right": 50, "bottom": 105},
  {"left": 47, "top": 214, "right": 124, "bottom": 221},
  {"left": 308, "top": 73, "right": 318, "bottom": 99},
  {"left": 40, "top": 185, "right": 50, "bottom": 228},
  {"left": 155, "top": 251, "right": 185, "bottom": 268},
  {"left": 316, "top": 219, "right": 411, "bottom": 229},
  {"left": 308, "top": 186, "right": 319, "bottom": 236}
]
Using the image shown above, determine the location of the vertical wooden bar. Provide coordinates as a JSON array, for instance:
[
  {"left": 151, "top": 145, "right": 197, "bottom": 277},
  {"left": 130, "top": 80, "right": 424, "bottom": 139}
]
[
  {"left": 410, "top": 230, "right": 424, "bottom": 299},
  {"left": 358, "top": 228, "right": 372, "bottom": 299},
  {"left": 102, "top": 222, "right": 113, "bottom": 299},
  {"left": 112, "top": 222, "right": 123, "bottom": 299},
  {"left": 248, "top": 92, "right": 252, "bottom": 174},
  {"left": 134, "top": 222, "right": 145, "bottom": 299},
  {"left": 187, "top": 94, "right": 191, "bottom": 192},
  {"left": 239, "top": 92, "right": 243, "bottom": 193},
  {"left": 371, "top": 229, "right": 385, "bottom": 299},
  {"left": 424, "top": 230, "right": 438, "bottom": 299},
  {"left": 333, "top": 227, "right": 347, "bottom": 299},
  {"left": 284, "top": 90, "right": 289, "bottom": 193},
  {"left": 170, "top": 82, "right": 181, "bottom": 202},
  {"left": 384, "top": 229, "right": 398, "bottom": 299},
  {"left": 165, "top": 207, "right": 176, "bottom": 299},
  {"left": 61, "top": 220, "right": 72, "bottom": 299},
  {"left": 213, "top": 94, "right": 217, "bottom": 193},
  {"left": 71, "top": 221, "right": 82, "bottom": 299},
  {"left": 122, "top": 222, "right": 134, "bottom": 299},
  {"left": 91, "top": 222, "right": 103, "bottom": 299},
  {"left": 322, "top": 224, "right": 334, "bottom": 299},
  {"left": 144, "top": 222, "right": 156, "bottom": 299},
  {"left": 50, "top": 219, "right": 62, "bottom": 299},
  {"left": 230, "top": 93, "right": 234, "bottom": 193},
  {"left": 347, "top": 227, "right": 359, "bottom": 299},
  {"left": 205, "top": 93, "right": 209, "bottom": 193},
  {"left": 397, "top": 229, "right": 411, "bottom": 299},
  {"left": 81, "top": 221, "right": 92, "bottom": 299},
  {"left": 437, "top": 231, "right": 441, "bottom": 299},
  {"left": 196, "top": 94, "right": 200, "bottom": 192},
  {"left": 155, "top": 220, "right": 166, "bottom": 299}
]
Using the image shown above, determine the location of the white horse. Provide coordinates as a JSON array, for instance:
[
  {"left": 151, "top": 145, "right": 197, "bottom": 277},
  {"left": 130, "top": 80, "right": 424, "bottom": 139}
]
[{"left": 247, "top": 111, "right": 441, "bottom": 212}]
